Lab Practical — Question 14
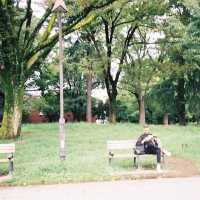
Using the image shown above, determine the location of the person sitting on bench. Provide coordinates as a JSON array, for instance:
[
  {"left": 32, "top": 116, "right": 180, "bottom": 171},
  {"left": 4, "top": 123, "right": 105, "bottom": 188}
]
[{"left": 135, "top": 125, "right": 170, "bottom": 172}]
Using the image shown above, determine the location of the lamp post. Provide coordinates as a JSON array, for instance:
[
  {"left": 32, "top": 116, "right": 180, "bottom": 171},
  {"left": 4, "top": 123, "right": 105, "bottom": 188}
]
[{"left": 52, "top": 0, "right": 67, "bottom": 161}]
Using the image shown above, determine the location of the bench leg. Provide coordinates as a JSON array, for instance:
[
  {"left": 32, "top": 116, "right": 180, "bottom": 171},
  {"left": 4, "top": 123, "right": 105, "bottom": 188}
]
[
  {"left": 133, "top": 156, "right": 137, "bottom": 168},
  {"left": 109, "top": 157, "right": 112, "bottom": 164},
  {"left": 108, "top": 152, "right": 114, "bottom": 165},
  {"left": 137, "top": 155, "right": 141, "bottom": 169},
  {"left": 8, "top": 158, "right": 14, "bottom": 175},
  {"left": 162, "top": 155, "right": 165, "bottom": 169}
]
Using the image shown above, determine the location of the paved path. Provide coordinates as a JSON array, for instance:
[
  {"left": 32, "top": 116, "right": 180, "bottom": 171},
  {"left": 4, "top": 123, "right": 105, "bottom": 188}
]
[{"left": 1, "top": 177, "right": 200, "bottom": 200}]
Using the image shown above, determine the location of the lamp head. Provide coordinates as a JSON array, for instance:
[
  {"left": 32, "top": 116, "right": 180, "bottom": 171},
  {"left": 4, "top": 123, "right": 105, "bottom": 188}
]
[{"left": 52, "top": 0, "right": 67, "bottom": 12}]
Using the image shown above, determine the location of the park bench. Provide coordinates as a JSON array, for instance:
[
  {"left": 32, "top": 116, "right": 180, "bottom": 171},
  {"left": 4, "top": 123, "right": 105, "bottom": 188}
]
[
  {"left": 107, "top": 140, "right": 165, "bottom": 169},
  {"left": 0, "top": 143, "right": 15, "bottom": 175}
]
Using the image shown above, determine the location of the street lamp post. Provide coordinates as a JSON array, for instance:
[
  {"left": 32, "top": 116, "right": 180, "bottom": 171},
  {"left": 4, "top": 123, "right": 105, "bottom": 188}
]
[{"left": 52, "top": 0, "right": 67, "bottom": 161}]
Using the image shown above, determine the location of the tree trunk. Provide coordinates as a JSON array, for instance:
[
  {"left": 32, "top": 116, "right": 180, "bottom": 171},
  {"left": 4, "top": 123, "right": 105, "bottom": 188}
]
[
  {"left": 104, "top": 70, "right": 118, "bottom": 123},
  {"left": 138, "top": 95, "right": 145, "bottom": 125},
  {"left": 176, "top": 78, "right": 186, "bottom": 126},
  {"left": 108, "top": 97, "right": 117, "bottom": 123},
  {"left": 0, "top": 84, "right": 24, "bottom": 139},
  {"left": 196, "top": 116, "right": 200, "bottom": 125},
  {"left": 86, "top": 71, "right": 92, "bottom": 123},
  {"left": 163, "top": 112, "right": 168, "bottom": 126},
  {"left": 0, "top": 91, "right": 4, "bottom": 125},
  {"left": 105, "top": 78, "right": 118, "bottom": 123},
  {"left": 135, "top": 93, "right": 145, "bottom": 125}
]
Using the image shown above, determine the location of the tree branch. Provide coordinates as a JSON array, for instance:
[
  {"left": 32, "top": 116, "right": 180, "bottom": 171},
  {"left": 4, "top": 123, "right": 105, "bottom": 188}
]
[
  {"left": 25, "top": 0, "right": 117, "bottom": 63},
  {"left": 26, "top": 3, "right": 53, "bottom": 48},
  {"left": 115, "top": 25, "right": 138, "bottom": 84},
  {"left": 17, "top": 0, "right": 32, "bottom": 42},
  {"left": 24, "top": 0, "right": 32, "bottom": 44}
]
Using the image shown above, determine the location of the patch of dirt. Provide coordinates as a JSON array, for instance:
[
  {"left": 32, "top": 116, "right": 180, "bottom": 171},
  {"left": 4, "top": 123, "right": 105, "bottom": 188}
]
[
  {"left": 21, "top": 131, "right": 32, "bottom": 136},
  {"left": 164, "top": 156, "right": 199, "bottom": 177},
  {"left": 0, "top": 175, "right": 12, "bottom": 183},
  {"left": 15, "top": 140, "right": 26, "bottom": 145},
  {"left": 111, "top": 156, "right": 200, "bottom": 180}
]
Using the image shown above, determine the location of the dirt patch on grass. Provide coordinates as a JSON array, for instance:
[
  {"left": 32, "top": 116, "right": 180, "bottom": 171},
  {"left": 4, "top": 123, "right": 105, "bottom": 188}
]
[
  {"left": 164, "top": 156, "right": 199, "bottom": 177},
  {"left": 22, "top": 131, "right": 32, "bottom": 135},
  {"left": 0, "top": 175, "right": 12, "bottom": 183},
  {"left": 15, "top": 140, "right": 26, "bottom": 145},
  {"left": 111, "top": 156, "right": 200, "bottom": 180}
]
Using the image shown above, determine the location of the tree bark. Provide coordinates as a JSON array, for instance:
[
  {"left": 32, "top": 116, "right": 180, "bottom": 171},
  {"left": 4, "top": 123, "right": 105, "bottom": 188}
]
[
  {"left": 138, "top": 95, "right": 145, "bottom": 125},
  {"left": 108, "top": 97, "right": 117, "bottom": 123},
  {"left": 135, "top": 93, "right": 145, "bottom": 125},
  {"left": 197, "top": 117, "right": 200, "bottom": 125},
  {"left": 86, "top": 70, "right": 92, "bottom": 123},
  {"left": 176, "top": 78, "right": 186, "bottom": 126},
  {"left": 163, "top": 112, "right": 169, "bottom": 126},
  {"left": 0, "top": 91, "right": 4, "bottom": 125},
  {"left": 104, "top": 74, "right": 118, "bottom": 123},
  {"left": 0, "top": 83, "right": 24, "bottom": 139}
]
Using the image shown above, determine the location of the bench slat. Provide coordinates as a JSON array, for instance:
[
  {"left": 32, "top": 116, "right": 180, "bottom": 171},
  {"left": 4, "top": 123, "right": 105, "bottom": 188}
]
[
  {"left": 107, "top": 140, "right": 137, "bottom": 144},
  {"left": 0, "top": 144, "right": 15, "bottom": 153},
  {"left": 107, "top": 140, "right": 136, "bottom": 150},
  {"left": 0, "top": 159, "right": 9, "bottom": 163},
  {"left": 108, "top": 144, "right": 135, "bottom": 149},
  {"left": 109, "top": 154, "right": 135, "bottom": 158}
]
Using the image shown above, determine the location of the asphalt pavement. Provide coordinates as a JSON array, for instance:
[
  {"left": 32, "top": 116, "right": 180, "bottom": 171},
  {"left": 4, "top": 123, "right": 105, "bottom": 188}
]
[{"left": 0, "top": 176, "right": 200, "bottom": 200}]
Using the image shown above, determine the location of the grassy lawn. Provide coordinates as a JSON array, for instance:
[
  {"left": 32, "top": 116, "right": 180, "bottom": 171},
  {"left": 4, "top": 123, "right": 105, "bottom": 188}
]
[{"left": 0, "top": 123, "right": 200, "bottom": 186}]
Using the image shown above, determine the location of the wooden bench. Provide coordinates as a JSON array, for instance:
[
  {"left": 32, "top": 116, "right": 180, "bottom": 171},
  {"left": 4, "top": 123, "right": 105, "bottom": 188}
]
[
  {"left": 107, "top": 140, "right": 165, "bottom": 169},
  {"left": 0, "top": 144, "right": 15, "bottom": 175}
]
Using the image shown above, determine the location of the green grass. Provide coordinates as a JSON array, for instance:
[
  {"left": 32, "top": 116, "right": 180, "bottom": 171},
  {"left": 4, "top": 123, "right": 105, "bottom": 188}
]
[{"left": 0, "top": 123, "right": 200, "bottom": 186}]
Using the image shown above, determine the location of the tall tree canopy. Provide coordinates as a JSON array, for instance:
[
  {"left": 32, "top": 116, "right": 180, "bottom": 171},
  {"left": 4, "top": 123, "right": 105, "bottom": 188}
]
[
  {"left": 0, "top": 0, "right": 116, "bottom": 138},
  {"left": 87, "top": 0, "right": 168, "bottom": 122}
]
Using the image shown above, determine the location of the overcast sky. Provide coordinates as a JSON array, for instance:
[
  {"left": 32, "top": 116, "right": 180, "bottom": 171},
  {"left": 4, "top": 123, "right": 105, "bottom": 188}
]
[{"left": 19, "top": 0, "right": 45, "bottom": 17}]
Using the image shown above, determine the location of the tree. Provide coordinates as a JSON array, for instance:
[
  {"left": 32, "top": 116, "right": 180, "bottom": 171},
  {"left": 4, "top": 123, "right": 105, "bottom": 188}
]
[
  {"left": 0, "top": 0, "right": 116, "bottom": 138},
  {"left": 186, "top": 69, "right": 200, "bottom": 124},
  {"left": 182, "top": 1, "right": 200, "bottom": 124},
  {"left": 159, "top": 0, "right": 192, "bottom": 125},
  {"left": 0, "top": 89, "right": 3, "bottom": 124},
  {"left": 64, "top": 33, "right": 103, "bottom": 122},
  {"left": 31, "top": 60, "right": 93, "bottom": 122},
  {"left": 121, "top": 26, "right": 165, "bottom": 124},
  {"left": 146, "top": 78, "right": 177, "bottom": 125},
  {"left": 88, "top": 0, "right": 168, "bottom": 122}
]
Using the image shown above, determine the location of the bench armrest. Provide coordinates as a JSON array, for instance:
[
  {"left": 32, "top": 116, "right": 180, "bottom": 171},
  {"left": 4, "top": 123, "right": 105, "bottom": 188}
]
[{"left": 7, "top": 153, "right": 13, "bottom": 159}]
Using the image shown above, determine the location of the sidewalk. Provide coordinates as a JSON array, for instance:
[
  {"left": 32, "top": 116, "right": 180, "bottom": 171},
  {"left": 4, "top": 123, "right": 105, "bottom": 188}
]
[{"left": 1, "top": 177, "right": 200, "bottom": 200}]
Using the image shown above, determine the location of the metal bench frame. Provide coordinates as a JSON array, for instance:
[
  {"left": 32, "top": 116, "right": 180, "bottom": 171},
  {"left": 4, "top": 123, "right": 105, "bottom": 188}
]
[
  {"left": 0, "top": 143, "right": 15, "bottom": 175},
  {"left": 107, "top": 140, "right": 165, "bottom": 169}
]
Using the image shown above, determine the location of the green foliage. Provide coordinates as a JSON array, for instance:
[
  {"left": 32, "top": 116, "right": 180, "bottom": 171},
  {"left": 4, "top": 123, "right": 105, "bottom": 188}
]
[
  {"left": 41, "top": 92, "right": 59, "bottom": 122},
  {"left": 120, "top": 25, "right": 165, "bottom": 124},
  {"left": 80, "top": 0, "right": 170, "bottom": 122},
  {"left": 65, "top": 35, "right": 104, "bottom": 78},
  {"left": 0, "top": 0, "right": 117, "bottom": 137},
  {"left": 23, "top": 96, "right": 47, "bottom": 122},
  {"left": 115, "top": 100, "right": 137, "bottom": 123},
  {"left": 115, "top": 91, "right": 138, "bottom": 122},
  {"left": 185, "top": 68, "right": 200, "bottom": 123},
  {"left": 146, "top": 79, "right": 177, "bottom": 124},
  {"left": 145, "top": 66, "right": 200, "bottom": 124},
  {"left": 29, "top": 57, "right": 102, "bottom": 121},
  {"left": 37, "top": 63, "right": 87, "bottom": 121}
]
